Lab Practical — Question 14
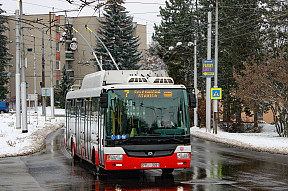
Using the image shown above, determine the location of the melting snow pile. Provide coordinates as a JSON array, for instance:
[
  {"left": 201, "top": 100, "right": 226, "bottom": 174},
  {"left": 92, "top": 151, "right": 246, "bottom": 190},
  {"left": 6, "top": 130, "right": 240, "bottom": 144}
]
[{"left": 0, "top": 108, "right": 65, "bottom": 158}]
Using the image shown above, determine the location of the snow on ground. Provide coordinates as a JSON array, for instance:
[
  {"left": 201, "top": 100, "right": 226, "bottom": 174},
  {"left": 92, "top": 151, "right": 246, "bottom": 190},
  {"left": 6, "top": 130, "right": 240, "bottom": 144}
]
[
  {"left": 1, "top": 106, "right": 288, "bottom": 158},
  {"left": 190, "top": 124, "right": 288, "bottom": 155},
  {"left": 0, "top": 107, "right": 65, "bottom": 158}
]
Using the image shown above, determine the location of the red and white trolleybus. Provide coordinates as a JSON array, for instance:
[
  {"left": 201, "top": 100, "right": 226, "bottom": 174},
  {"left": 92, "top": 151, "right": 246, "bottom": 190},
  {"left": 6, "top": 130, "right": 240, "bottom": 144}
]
[{"left": 65, "top": 70, "right": 196, "bottom": 173}]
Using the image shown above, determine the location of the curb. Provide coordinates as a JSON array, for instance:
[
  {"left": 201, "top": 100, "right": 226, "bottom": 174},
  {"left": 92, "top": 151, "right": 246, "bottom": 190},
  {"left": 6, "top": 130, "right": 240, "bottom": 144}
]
[{"left": 190, "top": 130, "right": 288, "bottom": 155}]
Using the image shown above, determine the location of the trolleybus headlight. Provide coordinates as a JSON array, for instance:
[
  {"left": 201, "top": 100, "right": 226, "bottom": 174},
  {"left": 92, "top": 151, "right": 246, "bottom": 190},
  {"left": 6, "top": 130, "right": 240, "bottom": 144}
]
[
  {"left": 177, "top": 153, "right": 190, "bottom": 159},
  {"left": 107, "top": 154, "right": 123, "bottom": 161}
]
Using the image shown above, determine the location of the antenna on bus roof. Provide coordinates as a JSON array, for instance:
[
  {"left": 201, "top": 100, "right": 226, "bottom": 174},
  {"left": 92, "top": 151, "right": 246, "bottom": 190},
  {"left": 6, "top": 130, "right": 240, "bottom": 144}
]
[
  {"left": 85, "top": 25, "right": 120, "bottom": 71},
  {"left": 72, "top": 27, "right": 103, "bottom": 71}
]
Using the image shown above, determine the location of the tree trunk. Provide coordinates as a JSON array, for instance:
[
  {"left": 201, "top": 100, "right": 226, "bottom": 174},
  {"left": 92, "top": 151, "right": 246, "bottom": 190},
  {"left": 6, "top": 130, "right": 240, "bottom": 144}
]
[
  {"left": 223, "top": 101, "right": 231, "bottom": 122},
  {"left": 253, "top": 105, "right": 258, "bottom": 128},
  {"left": 235, "top": 109, "right": 241, "bottom": 123}
]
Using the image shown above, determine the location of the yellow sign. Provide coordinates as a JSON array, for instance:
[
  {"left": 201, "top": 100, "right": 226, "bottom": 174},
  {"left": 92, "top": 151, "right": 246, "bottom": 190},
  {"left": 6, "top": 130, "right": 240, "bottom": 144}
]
[
  {"left": 203, "top": 72, "right": 215, "bottom": 76},
  {"left": 211, "top": 88, "right": 222, "bottom": 99}
]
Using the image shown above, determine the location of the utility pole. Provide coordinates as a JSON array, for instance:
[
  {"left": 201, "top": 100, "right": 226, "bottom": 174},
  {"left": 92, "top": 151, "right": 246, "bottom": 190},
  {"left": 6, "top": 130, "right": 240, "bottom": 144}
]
[
  {"left": 15, "top": 10, "right": 21, "bottom": 129},
  {"left": 15, "top": 9, "right": 21, "bottom": 130},
  {"left": 206, "top": 12, "right": 212, "bottom": 132},
  {"left": 42, "top": 30, "right": 46, "bottom": 117},
  {"left": 213, "top": 0, "right": 219, "bottom": 134},
  {"left": 49, "top": 12, "right": 55, "bottom": 119},
  {"left": 31, "top": 35, "right": 37, "bottom": 114},
  {"left": 19, "top": 0, "right": 28, "bottom": 133},
  {"left": 194, "top": 39, "right": 198, "bottom": 127}
]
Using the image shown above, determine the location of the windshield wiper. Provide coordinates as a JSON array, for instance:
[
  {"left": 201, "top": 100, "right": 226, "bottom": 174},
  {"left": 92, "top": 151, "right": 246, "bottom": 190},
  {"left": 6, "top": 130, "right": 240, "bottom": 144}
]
[
  {"left": 161, "top": 137, "right": 183, "bottom": 144},
  {"left": 120, "top": 137, "right": 136, "bottom": 144}
]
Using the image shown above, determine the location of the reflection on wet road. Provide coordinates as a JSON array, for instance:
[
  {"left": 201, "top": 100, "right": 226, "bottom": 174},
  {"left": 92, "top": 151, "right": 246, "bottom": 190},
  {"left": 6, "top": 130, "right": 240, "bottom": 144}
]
[{"left": 1, "top": 128, "right": 288, "bottom": 190}]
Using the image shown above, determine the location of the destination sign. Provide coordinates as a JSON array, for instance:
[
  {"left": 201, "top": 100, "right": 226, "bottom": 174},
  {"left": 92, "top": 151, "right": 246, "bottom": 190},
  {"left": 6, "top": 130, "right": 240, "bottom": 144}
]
[{"left": 124, "top": 90, "right": 173, "bottom": 98}]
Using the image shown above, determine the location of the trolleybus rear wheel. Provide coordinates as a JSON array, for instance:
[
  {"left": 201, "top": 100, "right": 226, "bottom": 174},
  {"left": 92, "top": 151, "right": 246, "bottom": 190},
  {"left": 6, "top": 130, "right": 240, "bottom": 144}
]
[
  {"left": 92, "top": 147, "right": 96, "bottom": 164},
  {"left": 71, "top": 139, "right": 77, "bottom": 161}
]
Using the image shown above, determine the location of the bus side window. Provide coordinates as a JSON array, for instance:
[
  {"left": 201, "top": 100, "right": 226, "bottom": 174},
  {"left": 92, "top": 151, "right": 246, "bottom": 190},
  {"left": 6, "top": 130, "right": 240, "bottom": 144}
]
[{"left": 91, "top": 98, "right": 99, "bottom": 136}]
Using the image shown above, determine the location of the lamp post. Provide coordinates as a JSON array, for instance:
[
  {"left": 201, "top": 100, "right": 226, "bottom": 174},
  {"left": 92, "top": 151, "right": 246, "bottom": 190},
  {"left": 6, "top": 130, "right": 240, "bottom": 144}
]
[
  {"left": 15, "top": 9, "right": 21, "bottom": 130},
  {"left": 171, "top": 41, "right": 198, "bottom": 127},
  {"left": 193, "top": 40, "right": 198, "bottom": 127},
  {"left": 19, "top": 0, "right": 28, "bottom": 133},
  {"left": 31, "top": 35, "right": 37, "bottom": 114},
  {"left": 213, "top": 0, "right": 219, "bottom": 134}
]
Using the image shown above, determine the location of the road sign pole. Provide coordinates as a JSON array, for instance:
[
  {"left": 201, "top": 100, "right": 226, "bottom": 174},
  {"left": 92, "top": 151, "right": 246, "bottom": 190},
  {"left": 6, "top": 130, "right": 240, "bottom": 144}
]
[
  {"left": 213, "top": 0, "right": 219, "bottom": 134},
  {"left": 206, "top": 12, "right": 212, "bottom": 132}
]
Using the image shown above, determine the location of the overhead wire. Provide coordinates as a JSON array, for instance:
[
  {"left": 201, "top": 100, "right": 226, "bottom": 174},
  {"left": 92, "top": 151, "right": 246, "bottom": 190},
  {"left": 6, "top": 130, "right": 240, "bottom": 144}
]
[{"left": 5, "top": 1, "right": 285, "bottom": 57}]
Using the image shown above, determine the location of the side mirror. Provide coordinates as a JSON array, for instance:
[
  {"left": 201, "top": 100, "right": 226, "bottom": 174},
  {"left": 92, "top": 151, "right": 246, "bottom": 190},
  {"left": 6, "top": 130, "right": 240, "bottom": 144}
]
[
  {"left": 189, "top": 93, "right": 197, "bottom": 108},
  {"left": 187, "top": 87, "right": 197, "bottom": 108},
  {"left": 100, "top": 92, "right": 108, "bottom": 108}
]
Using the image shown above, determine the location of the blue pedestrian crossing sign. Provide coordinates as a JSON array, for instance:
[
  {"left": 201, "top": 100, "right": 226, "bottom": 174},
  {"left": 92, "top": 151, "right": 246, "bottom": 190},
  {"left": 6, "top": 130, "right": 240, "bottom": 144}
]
[{"left": 211, "top": 88, "right": 222, "bottom": 99}]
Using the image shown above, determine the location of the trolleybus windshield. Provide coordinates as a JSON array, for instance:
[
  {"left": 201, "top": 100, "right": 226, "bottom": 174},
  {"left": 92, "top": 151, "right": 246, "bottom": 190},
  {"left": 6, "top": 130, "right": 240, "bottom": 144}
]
[{"left": 105, "top": 89, "right": 190, "bottom": 142}]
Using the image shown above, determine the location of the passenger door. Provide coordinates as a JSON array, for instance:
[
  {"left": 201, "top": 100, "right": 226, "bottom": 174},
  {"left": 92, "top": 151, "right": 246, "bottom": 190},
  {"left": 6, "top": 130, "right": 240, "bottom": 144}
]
[{"left": 98, "top": 107, "right": 105, "bottom": 166}]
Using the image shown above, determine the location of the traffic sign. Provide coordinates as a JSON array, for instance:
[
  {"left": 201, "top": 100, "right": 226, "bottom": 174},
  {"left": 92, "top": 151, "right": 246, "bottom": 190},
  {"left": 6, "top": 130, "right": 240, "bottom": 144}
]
[
  {"left": 211, "top": 88, "right": 222, "bottom": 99},
  {"left": 202, "top": 60, "right": 215, "bottom": 77},
  {"left": 41, "top": 88, "right": 51, "bottom": 96}
]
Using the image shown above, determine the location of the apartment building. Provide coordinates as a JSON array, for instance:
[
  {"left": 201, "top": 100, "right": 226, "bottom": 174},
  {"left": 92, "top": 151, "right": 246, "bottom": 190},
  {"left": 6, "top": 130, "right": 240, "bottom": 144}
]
[{"left": 6, "top": 14, "right": 146, "bottom": 106}]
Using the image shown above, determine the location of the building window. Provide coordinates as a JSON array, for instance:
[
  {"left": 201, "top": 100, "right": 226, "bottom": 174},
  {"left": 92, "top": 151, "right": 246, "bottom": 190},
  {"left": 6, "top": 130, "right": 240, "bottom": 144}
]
[
  {"left": 56, "top": 61, "right": 61, "bottom": 70},
  {"left": 56, "top": 42, "right": 60, "bottom": 52},
  {"left": 56, "top": 25, "right": 60, "bottom": 34},
  {"left": 56, "top": 80, "right": 60, "bottom": 88}
]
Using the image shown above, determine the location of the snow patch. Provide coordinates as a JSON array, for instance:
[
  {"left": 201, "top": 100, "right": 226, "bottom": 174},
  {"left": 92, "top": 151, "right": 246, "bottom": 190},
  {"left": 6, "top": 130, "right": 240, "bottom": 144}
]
[
  {"left": 190, "top": 125, "right": 288, "bottom": 155},
  {"left": 0, "top": 108, "right": 65, "bottom": 158}
]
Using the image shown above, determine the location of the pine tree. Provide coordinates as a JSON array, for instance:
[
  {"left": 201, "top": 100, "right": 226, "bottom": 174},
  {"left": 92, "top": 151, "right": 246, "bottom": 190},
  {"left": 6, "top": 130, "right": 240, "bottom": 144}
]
[
  {"left": 153, "top": 0, "right": 199, "bottom": 86},
  {"left": 96, "top": 0, "right": 142, "bottom": 70},
  {"left": 216, "top": 0, "right": 288, "bottom": 122},
  {"left": 153, "top": 0, "right": 288, "bottom": 124},
  {"left": 216, "top": 0, "right": 263, "bottom": 122},
  {"left": 55, "top": 67, "right": 73, "bottom": 108},
  {"left": 0, "top": 5, "right": 10, "bottom": 100}
]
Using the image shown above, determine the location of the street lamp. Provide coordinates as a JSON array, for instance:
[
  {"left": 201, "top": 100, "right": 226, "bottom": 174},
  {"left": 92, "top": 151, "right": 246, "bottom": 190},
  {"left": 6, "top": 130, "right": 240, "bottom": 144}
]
[
  {"left": 171, "top": 41, "right": 198, "bottom": 127},
  {"left": 30, "top": 35, "right": 37, "bottom": 114}
]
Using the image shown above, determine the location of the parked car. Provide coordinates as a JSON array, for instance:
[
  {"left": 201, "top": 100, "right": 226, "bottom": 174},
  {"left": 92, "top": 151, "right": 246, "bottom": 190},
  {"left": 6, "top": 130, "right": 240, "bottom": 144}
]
[{"left": 0, "top": 101, "right": 9, "bottom": 113}]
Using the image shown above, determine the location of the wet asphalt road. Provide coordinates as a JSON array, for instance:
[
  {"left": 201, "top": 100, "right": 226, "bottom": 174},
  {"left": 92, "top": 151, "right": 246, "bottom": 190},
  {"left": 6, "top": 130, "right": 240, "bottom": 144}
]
[{"left": 0, "top": 128, "right": 288, "bottom": 191}]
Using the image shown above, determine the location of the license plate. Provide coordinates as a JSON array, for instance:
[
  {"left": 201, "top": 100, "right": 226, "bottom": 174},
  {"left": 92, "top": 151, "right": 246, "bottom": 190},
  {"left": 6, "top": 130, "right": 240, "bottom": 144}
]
[{"left": 141, "top": 163, "right": 160, "bottom": 168}]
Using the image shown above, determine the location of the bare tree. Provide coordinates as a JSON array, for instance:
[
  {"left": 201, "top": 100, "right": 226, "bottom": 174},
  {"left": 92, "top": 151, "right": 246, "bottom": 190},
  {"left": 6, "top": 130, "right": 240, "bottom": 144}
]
[{"left": 235, "top": 52, "right": 288, "bottom": 137}]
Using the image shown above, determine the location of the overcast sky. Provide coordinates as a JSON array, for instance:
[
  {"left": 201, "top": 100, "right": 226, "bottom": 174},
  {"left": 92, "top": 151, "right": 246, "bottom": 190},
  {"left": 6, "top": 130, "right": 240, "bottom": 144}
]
[{"left": 1, "top": 0, "right": 166, "bottom": 45}]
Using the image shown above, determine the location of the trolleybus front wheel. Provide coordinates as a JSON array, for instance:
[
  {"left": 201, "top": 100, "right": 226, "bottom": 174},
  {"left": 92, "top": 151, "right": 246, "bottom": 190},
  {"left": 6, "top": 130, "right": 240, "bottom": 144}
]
[{"left": 162, "top": 168, "right": 174, "bottom": 174}]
